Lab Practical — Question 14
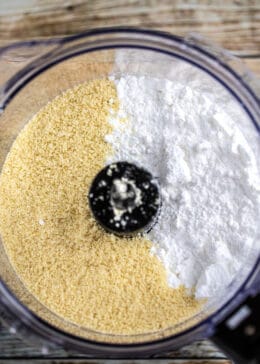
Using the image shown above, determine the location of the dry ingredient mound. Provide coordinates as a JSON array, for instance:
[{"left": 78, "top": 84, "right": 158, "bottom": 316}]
[
  {"left": 107, "top": 73, "right": 260, "bottom": 299},
  {"left": 0, "top": 79, "right": 202, "bottom": 335}
]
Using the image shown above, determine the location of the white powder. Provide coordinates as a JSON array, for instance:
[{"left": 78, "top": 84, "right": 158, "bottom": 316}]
[{"left": 106, "top": 64, "right": 260, "bottom": 299}]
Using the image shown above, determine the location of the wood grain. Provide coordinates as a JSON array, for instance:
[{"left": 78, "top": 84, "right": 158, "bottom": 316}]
[{"left": 0, "top": 0, "right": 260, "bottom": 56}]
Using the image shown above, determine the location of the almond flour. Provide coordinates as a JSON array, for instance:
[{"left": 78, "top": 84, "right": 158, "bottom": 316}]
[{"left": 0, "top": 79, "right": 202, "bottom": 335}]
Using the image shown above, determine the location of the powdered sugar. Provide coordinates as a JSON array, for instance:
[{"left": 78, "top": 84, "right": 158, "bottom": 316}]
[{"left": 106, "top": 66, "right": 260, "bottom": 299}]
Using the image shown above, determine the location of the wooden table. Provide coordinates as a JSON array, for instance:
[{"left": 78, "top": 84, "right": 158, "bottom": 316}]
[{"left": 0, "top": 1, "right": 259, "bottom": 363}]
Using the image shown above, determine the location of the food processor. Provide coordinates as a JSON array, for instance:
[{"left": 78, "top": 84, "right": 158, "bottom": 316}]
[{"left": 0, "top": 28, "right": 259, "bottom": 364}]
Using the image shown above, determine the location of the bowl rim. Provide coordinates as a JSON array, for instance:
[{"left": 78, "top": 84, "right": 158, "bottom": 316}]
[{"left": 0, "top": 26, "right": 259, "bottom": 355}]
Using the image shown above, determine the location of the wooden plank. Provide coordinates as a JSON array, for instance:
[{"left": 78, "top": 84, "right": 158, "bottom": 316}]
[{"left": 0, "top": 0, "right": 259, "bottom": 55}]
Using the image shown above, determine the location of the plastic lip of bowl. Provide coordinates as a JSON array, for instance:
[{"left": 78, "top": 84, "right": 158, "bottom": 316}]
[{"left": 0, "top": 28, "right": 259, "bottom": 356}]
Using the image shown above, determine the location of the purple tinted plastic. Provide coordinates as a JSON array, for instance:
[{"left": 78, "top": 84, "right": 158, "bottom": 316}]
[{"left": 0, "top": 28, "right": 259, "bottom": 356}]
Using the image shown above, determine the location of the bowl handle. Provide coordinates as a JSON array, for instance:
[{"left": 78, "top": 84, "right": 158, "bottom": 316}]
[{"left": 211, "top": 292, "right": 260, "bottom": 364}]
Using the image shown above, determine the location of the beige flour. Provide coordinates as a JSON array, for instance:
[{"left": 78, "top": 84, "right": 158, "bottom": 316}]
[{"left": 0, "top": 79, "right": 202, "bottom": 334}]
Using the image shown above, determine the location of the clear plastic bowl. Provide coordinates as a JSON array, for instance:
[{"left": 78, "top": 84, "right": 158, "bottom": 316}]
[{"left": 0, "top": 28, "right": 259, "bottom": 357}]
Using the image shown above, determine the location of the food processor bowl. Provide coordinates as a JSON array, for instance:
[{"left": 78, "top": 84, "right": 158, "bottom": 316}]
[{"left": 0, "top": 28, "right": 259, "bottom": 361}]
